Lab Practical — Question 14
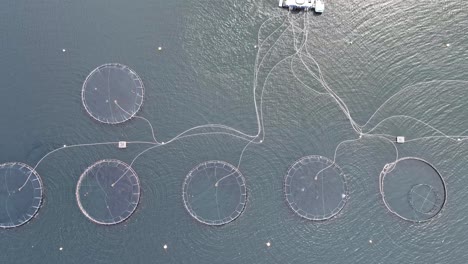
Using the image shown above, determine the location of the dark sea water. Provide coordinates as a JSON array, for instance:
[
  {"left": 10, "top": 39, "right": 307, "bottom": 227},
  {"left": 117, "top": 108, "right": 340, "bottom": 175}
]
[{"left": 1, "top": 0, "right": 468, "bottom": 263}]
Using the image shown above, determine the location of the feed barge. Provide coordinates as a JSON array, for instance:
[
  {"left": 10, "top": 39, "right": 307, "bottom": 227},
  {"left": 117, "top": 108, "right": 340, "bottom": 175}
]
[{"left": 279, "top": 0, "right": 325, "bottom": 13}]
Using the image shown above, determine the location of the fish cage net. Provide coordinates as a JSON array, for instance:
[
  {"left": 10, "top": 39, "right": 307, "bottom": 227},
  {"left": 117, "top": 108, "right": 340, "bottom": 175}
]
[
  {"left": 82, "top": 63, "right": 144, "bottom": 124},
  {"left": 0, "top": 162, "right": 43, "bottom": 229},
  {"left": 76, "top": 159, "right": 140, "bottom": 225},
  {"left": 379, "top": 158, "right": 446, "bottom": 223},
  {"left": 284, "top": 155, "right": 347, "bottom": 221},
  {"left": 409, "top": 184, "right": 440, "bottom": 214},
  {"left": 182, "top": 161, "right": 247, "bottom": 226}
]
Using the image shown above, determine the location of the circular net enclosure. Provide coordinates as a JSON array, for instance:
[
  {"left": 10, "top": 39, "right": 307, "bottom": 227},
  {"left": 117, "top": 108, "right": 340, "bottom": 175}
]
[
  {"left": 379, "top": 158, "right": 446, "bottom": 223},
  {"left": 284, "top": 155, "right": 347, "bottom": 221},
  {"left": 76, "top": 159, "right": 140, "bottom": 225},
  {"left": 182, "top": 161, "right": 247, "bottom": 226},
  {"left": 0, "top": 162, "right": 43, "bottom": 229},
  {"left": 82, "top": 63, "right": 144, "bottom": 124}
]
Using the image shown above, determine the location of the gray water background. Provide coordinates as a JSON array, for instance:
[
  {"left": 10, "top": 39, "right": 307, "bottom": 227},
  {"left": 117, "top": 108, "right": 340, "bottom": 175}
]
[{"left": 1, "top": 0, "right": 468, "bottom": 263}]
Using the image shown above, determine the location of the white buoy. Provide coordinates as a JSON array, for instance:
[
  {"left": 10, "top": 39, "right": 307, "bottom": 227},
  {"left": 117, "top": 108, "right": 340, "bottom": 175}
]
[
  {"left": 342, "top": 194, "right": 346, "bottom": 199},
  {"left": 161, "top": 142, "right": 165, "bottom": 145},
  {"left": 254, "top": 45, "right": 258, "bottom": 48},
  {"left": 266, "top": 241, "right": 271, "bottom": 247},
  {"left": 62, "top": 49, "right": 66, "bottom": 52},
  {"left": 63, "top": 145, "right": 67, "bottom": 148},
  {"left": 457, "top": 138, "right": 461, "bottom": 141},
  {"left": 163, "top": 244, "right": 168, "bottom": 250},
  {"left": 158, "top": 47, "right": 162, "bottom": 51},
  {"left": 369, "top": 240, "right": 373, "bottom": 244},
  {"left": 59, "top": 247, "right": 63, "bottom": 251},
  {"left": 446, "top": 43, "right": 450, "bottom": 47}
]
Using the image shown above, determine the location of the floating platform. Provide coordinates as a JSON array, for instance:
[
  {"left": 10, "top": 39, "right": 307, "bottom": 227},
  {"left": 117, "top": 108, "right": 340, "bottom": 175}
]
[
  {"left": 396, "top": 136, "right": 405, "bottom": 144},
  {"left": 279, "top": 0, "right": 324, "bottom": 13},
  {"left": 118, "top": 141, "right": 127, "bottom": 149}
]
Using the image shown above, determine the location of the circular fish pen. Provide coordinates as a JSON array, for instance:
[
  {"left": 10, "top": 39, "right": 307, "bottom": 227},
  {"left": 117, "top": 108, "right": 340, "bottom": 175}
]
[
  {"left": 284, "top": 155, "right": 347, "bottom": 221},
  {"left": 82, "top": 63, "right": 144, "bottom": 124},
  {"left": 0, "top": 162, "right": 43, "bottom": 229},
  {"left": 182, "top": 161, "right": 247, "bottom": 226},
  {"left": 379, "top": 157, "right": 447, "bottom": 223},
  {"left": 76, "top": 159, "right": 141, "bottom": 225}
]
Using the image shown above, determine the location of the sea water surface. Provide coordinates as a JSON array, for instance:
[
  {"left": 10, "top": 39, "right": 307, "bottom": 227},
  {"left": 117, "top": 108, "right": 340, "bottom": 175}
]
[{"left": 1, "top": 0, "right": 468, "bottom": 263}]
